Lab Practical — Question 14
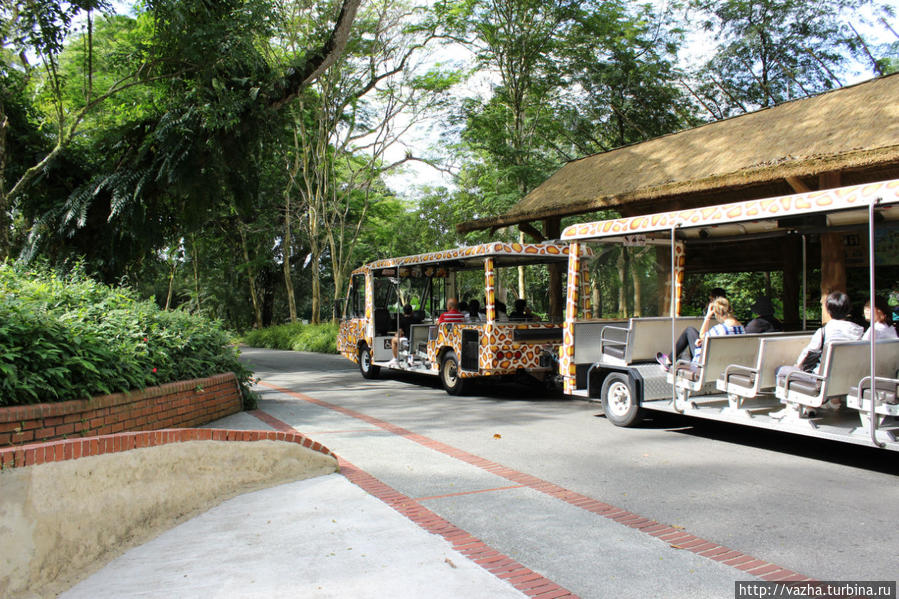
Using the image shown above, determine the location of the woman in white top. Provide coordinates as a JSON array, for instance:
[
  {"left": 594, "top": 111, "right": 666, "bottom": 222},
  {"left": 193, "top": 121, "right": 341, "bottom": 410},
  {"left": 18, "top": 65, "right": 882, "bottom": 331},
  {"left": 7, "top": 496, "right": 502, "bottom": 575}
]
[{"left": 862, "top": 296, "right": 898, "bottom": 340}]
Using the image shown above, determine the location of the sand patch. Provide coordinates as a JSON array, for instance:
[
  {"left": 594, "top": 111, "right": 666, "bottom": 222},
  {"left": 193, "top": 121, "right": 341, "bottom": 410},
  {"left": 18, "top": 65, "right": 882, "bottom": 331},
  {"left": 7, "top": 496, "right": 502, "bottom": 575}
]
[{"left": 0, "top": 439, "right": 337, "bottom": 599}]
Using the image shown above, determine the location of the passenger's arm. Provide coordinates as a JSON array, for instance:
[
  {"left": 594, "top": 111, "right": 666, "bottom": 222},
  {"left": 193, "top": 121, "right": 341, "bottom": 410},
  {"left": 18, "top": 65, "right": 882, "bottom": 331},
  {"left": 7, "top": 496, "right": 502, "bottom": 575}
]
[{"left": 696, "top": 304, "right": 715, "bottom": 345}]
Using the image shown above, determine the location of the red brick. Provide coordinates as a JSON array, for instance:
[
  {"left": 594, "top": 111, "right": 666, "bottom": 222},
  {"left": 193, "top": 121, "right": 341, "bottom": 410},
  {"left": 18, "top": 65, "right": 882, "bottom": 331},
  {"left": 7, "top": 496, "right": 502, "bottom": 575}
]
[
  {"left": 735, "top": 560, "right": 767, "bottom": 572},
  {"left": 747, "top": 564, "right": 782, "bottom": 577},
  {"left": 34, "top": 427, "right": 55, "bottom": 440}
]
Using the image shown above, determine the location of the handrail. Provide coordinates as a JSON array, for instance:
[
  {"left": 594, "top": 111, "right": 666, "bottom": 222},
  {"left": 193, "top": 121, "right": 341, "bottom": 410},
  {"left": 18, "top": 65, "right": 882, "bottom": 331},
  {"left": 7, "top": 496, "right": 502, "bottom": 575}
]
[{"left": 855, "top": 376, "right": 889, "bottom": 449}]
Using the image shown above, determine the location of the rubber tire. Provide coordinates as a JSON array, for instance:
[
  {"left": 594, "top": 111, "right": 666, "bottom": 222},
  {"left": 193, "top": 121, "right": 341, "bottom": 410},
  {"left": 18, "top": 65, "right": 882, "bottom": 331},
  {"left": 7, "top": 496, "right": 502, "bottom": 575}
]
[
  {"left": 440, "top": 350, "right": 468, "bottom": 395},
  {"left": 601, "top": 372, "right": 642, "bottom": 427},
  {"left": 359, "top": 344, "right": 380, "bottom": 379}
]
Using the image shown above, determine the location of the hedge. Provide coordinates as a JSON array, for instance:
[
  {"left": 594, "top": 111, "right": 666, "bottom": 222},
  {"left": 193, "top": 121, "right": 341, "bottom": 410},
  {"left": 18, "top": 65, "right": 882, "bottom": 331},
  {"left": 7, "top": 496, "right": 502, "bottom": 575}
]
[
  {"left": 0, "top": 262, "right": 255, "bottom": 407},
  {"left": 242, "top": 322, "right": 338, "bottom": 354}
]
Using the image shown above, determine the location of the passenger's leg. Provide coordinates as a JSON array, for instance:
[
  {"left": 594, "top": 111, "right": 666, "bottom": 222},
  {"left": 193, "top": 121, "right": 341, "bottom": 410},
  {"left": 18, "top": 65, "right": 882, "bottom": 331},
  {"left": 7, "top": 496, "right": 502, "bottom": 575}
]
[{"left": 676, "top": 327, "right": 700, "bottom": 361}]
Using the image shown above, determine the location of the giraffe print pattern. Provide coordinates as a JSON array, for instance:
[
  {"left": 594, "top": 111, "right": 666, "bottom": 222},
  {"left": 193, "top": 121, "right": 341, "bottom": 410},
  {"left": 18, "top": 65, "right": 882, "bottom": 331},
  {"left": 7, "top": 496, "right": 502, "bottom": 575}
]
[
  {"left": 338, "top": 242, "right": 574, "bottom": 376},
  {"left": 561, "top": 179, "right": 899, "bottom": 241}
]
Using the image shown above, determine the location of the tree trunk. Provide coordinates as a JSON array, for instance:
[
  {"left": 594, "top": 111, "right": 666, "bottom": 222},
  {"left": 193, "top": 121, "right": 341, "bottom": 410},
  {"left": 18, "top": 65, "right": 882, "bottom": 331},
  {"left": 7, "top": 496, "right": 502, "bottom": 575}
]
[
  {"left": 518, "top": 231, "right": 526, "bottom": 301},
  {"left": 617, "top": 248, "right": 627, "bottom": 317},
  {"left": 238, "top": 225, "right": 263, "bottom": 328},
  {"left": 191, "top": 237, "right": 201, "bottom": 312},
  {"left": 0, "top": 100, "right": 9, "bottom": 259},
  {"left": 164, "top": 262, "right": 176, "bottom": 310},
  {"left": 633, "top": 265, "right": 642, "bottom": 317},
  {"left": 283, "top": 192, "right": 298, "bottom": 322},
  {"left": 591, "top": 276, "right": 601, "bottom": 318},
  {"left": 311, "top": 257, "right": 321, "bottom": 324}
]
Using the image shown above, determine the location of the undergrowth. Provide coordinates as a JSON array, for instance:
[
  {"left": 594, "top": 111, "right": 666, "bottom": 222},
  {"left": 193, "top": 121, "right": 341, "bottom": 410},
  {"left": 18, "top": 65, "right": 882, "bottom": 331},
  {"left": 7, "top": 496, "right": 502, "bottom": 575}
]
[
  {"left": 0, "top": 262, "right": 256, "bottom": 407},
  {"left": 242, "top": 322, "right": 338, "bottom": 354}
]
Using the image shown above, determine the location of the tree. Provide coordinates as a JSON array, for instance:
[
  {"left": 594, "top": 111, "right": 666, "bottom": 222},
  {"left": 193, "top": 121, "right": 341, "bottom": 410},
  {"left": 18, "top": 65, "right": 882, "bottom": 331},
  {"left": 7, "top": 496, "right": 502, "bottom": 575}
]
[
  {"left": 688, "top": 0, "right": 884, "bottom": 117},
  {"left": 2, "top": 0, "right": 361, "bottom": 263}
]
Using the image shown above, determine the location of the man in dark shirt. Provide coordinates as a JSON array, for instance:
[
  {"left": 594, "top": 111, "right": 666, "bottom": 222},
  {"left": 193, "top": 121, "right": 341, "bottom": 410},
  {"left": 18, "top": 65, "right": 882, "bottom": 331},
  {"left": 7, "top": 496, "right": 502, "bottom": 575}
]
[{"left": 745, "top": 296, "right": 783, "bottom": 334}]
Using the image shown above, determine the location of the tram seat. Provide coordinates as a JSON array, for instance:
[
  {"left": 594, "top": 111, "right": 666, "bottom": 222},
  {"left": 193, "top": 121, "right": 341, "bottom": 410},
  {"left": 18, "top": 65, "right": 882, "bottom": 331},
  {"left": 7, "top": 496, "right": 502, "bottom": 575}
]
[
  {"left": 847, "top": 375, "right": 899, "bottom": 428},
  {"left": 669, "top": 334, "right": 763, "bottom": 402},
  {"left": 572, "top": 320, "right": 627, "bottom": 365},
  {"left": 599, "top": 317, "right": 704, "bottom": 366},
  {"left": 775, "top": 339, "right": 899, "bottom": 412},
  {"left": 717, "top": 334, "right": 814, "bottom": 402},
  {"left": 374, "top": 308, "right": 391, "bottom": 336}
]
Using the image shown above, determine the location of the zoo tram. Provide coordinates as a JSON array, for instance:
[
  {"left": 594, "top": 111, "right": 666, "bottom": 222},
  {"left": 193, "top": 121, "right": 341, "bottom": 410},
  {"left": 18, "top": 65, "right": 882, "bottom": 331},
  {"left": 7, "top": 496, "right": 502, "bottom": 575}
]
[{"left": 557, "top": 178, "right": 899, "bottom": 451}]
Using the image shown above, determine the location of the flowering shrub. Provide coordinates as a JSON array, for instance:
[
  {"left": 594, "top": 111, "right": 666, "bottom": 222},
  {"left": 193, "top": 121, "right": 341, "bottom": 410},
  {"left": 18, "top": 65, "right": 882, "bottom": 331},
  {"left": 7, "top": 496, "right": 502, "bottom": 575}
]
[{"left": 0, "top": 262, "right": 255, "bottom": 407}]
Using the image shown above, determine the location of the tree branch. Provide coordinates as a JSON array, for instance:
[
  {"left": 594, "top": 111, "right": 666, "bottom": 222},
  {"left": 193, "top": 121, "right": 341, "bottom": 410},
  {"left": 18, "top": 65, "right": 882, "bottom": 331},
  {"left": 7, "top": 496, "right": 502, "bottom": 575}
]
[{"left": 270, "top": 0, "right": 362, "bottom": 111}]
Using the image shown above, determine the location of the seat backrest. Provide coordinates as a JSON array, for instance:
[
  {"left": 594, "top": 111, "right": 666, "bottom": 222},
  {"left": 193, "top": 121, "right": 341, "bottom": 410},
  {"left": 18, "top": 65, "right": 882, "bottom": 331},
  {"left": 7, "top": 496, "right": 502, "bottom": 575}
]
[
  {"left": 573, "top": 320, "right": 627, "bottom": 364},
  {"left": 628, "top": 316, "right": 705, "bottom": 362},
  {"left": 822, "top": 339, "right": 899, "bottom": 396},
  {"left": 756, "top": 334, "right": 814, "bottom": 389},
  {"left": 373, "top": 307, "right": 390, "bottom": 336},
  {"left": 410, "top": 324, "right": 430, "bottom": 353},
  {"left": 696, "top": 334, "right": 765, "bottom": 386}
]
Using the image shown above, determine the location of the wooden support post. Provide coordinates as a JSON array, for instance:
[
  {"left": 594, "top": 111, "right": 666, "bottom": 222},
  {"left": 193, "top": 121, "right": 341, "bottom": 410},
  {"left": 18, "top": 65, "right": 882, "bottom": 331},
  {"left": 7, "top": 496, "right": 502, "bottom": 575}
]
[
  {"left": 545, "top": 217, "right": 563, "bottom": 322},
  {"left": 818, "top": 172, "right": 846, "bottom": 294},
  {"left": 656, "top": 245, "right": 672, "bottom": 316},
  {"left": 782, "top": 235, "right": 801, "bottom": 330}
]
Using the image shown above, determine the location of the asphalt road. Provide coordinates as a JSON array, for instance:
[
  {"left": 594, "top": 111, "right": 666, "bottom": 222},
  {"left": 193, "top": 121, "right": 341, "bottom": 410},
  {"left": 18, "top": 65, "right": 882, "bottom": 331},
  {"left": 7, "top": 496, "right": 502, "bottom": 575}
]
[{"left": 237, "top": 348, "right": 899, "bottom": 598}]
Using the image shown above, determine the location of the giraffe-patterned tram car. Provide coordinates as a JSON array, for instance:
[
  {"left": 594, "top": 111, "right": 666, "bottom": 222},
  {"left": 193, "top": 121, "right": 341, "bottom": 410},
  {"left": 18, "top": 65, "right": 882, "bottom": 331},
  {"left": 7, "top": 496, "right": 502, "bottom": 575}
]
[
  {"left": 337, "top": 242, "right": 584, "bottom": 395},
  {"left": 557, "top": 178, "right": 899, "bottom": 451}
]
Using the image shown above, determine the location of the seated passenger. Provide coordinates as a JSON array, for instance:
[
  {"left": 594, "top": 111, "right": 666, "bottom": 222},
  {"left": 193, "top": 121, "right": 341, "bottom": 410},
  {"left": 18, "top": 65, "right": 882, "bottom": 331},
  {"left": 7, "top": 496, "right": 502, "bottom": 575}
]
[
  {"left": 509, "top": 299, "right": 538, "bottom": 321},
  {"left": 862, "top": 295, "right": 897, "bottom": 340},
  {"left": 777, "top": 291, "right": 863, "bottom": 378},
  {"left": 389, "top": 304, "right": 418, "bottom": 366},
  {"left": 495, "top": 300, "right": 510, "bottom": 322},
  {"left": 437, "top": 297, "right": 465, "bottom": 324},
  {"left": 466, "top": 299, "right": 484, "bottom": 322},
  {"left": 745, "top": 296, "right": 783, "bottom": 334},
  {"left": 657, "top": 296, "right": 742, "bottom": 370}
]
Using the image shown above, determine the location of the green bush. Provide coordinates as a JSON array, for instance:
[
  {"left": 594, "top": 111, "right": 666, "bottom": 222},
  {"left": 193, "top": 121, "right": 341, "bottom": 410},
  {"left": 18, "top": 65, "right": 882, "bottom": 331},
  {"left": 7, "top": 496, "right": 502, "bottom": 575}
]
[
  {"left": 242, "top": 322, "right": 338, "bottom": 354},
  {"left": 0, "top": 262, "right": 255, "bottom": 407}
]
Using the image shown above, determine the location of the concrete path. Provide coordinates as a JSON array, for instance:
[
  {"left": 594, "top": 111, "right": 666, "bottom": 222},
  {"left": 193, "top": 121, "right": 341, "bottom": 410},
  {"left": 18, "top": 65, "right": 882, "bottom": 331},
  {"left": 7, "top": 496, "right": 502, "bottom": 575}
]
[
  {"left": 61, "top": 474, "right": 527, "bottom": 599},
  {"left": 60, "top": 348, "right": 899, "bottom": 598}
]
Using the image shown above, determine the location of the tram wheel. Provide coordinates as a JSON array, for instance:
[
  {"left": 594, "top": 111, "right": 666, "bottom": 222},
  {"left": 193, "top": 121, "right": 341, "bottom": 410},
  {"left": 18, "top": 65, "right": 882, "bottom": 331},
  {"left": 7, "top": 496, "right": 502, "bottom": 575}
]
[
  {"left": 359, "top": 344, "right": 380, "bottom": 379},
  {"left": 440, "top": 350, "right": 468, "bottom": 395},
  {"left": 601, "top": 373, "right": 642, "bottom": 427}
]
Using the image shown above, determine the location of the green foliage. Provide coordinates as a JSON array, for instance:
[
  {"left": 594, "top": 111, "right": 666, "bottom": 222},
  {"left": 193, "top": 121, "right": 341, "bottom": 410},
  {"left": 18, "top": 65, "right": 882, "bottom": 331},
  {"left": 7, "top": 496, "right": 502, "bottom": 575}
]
[
  {"left": 242, "top": 323, "right": 338, "bottom": 354},
  {"left": 689, "top": 0, "right": 885, "bottom": 115},
  {"left": 0, "top": 262, "right": 255, "bottom": 407}
]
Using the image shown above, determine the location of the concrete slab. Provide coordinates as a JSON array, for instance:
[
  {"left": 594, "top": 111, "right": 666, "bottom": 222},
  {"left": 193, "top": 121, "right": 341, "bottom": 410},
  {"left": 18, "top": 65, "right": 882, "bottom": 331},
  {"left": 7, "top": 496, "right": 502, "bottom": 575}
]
[
  {"left": 422, "top": 486, "right": 739, "bottom": 599},
  {"left": 60, "top": 474, "right": 526, "bottom": 599}
]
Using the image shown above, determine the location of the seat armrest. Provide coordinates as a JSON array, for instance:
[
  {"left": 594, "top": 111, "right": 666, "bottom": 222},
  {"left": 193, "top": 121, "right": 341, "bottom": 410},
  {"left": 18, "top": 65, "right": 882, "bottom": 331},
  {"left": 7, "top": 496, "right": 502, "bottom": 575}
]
[
  {"left": 783, "top": 369, "right": 824, "bottom": 392},
  {"left": 723, "top": 364, "right": 758, "bottom": 384}
]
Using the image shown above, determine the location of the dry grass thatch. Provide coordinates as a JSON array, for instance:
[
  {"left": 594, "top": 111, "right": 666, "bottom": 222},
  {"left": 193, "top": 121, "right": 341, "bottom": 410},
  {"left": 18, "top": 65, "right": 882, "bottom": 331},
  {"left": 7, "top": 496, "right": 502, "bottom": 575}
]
[{"left": 457, "top": 73, "right": 899, "bottom": 233}]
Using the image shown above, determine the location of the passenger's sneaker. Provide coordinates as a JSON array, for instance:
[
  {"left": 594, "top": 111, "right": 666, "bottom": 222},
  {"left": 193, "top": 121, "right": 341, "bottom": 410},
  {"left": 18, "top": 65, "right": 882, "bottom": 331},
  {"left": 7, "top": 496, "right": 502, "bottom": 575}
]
[
  {"left": 386, "top": 359, "right": 399, "bottom": 368},
  {"left": 655, "top": 352, "right": 671, "bottom": 371}
]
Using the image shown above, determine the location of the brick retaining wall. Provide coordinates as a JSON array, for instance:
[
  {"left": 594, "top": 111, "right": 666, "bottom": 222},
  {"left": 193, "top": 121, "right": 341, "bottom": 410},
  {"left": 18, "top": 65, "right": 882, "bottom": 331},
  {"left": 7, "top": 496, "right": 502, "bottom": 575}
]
[{"left": 0, "top": 373, "right": 242, "bottom": 447}]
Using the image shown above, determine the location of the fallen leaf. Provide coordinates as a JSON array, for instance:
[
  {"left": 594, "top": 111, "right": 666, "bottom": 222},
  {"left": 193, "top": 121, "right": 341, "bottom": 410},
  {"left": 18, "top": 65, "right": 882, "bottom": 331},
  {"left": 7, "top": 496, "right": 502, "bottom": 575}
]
[
  {"left": 445, "top": 558, "right": 457, "bottom": 568},
  {"left": 493, "top": 433, "right": 502, "bottom": 439}
]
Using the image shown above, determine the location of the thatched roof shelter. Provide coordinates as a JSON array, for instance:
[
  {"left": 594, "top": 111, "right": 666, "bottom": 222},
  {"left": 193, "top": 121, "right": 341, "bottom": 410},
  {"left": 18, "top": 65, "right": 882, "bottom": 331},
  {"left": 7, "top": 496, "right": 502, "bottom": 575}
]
[{"left": 457, "top": 73, "right": 899, "bottom": 235}]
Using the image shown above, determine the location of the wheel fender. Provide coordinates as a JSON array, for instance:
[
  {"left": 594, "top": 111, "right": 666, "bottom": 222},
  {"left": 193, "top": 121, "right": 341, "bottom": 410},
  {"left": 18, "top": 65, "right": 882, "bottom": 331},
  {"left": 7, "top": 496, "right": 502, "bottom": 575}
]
[
  {"left": 588, "top": 364, "right": 643, "bottom": 405},
  {"left": 436, "top": 346, "right": 454, "bottom": 365}
]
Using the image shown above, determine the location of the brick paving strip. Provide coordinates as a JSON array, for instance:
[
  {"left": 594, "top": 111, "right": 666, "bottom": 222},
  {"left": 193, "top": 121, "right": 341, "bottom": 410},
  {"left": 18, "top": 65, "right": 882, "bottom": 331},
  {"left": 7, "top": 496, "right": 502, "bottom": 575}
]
[{"left": 254, "top": 381, "right": 816, "bottom": 586}]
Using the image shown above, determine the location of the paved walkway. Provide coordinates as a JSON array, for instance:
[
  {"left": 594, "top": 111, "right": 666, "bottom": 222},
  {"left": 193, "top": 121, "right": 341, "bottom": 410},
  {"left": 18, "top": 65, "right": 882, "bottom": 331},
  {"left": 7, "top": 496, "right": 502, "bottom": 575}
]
[
  {"left": 63, "top": 382, "right": 754, "bottom": 599},
  {"left": 62, "top": 473, "right": 526, "bottom": 599}
]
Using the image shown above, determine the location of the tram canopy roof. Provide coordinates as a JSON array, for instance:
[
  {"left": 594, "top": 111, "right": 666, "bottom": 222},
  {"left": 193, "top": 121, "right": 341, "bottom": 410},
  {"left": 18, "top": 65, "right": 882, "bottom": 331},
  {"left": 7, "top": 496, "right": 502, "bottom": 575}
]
[
  {"left": 561, "top": 179, "right": 899, "bottom": 243},
  {"left": 353, "top": 241, "right": 571, "bottom": 276},
  {"left": 458, "top": 74, "right": 899, "bottom": 235}
]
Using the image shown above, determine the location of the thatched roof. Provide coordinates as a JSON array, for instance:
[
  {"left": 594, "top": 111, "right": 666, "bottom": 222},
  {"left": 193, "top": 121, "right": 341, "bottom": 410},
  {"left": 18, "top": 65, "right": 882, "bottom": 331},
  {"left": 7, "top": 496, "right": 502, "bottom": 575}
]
[{"left": 457, "top": 73, "right": 899, "bottom": 234}]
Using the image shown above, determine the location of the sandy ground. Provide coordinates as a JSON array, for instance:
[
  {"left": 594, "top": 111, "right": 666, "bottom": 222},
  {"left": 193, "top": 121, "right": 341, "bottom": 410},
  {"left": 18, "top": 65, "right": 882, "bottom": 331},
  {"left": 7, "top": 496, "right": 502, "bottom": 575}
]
[{"left": 0, "top": 440, "right": 337, "bottom": 599}]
